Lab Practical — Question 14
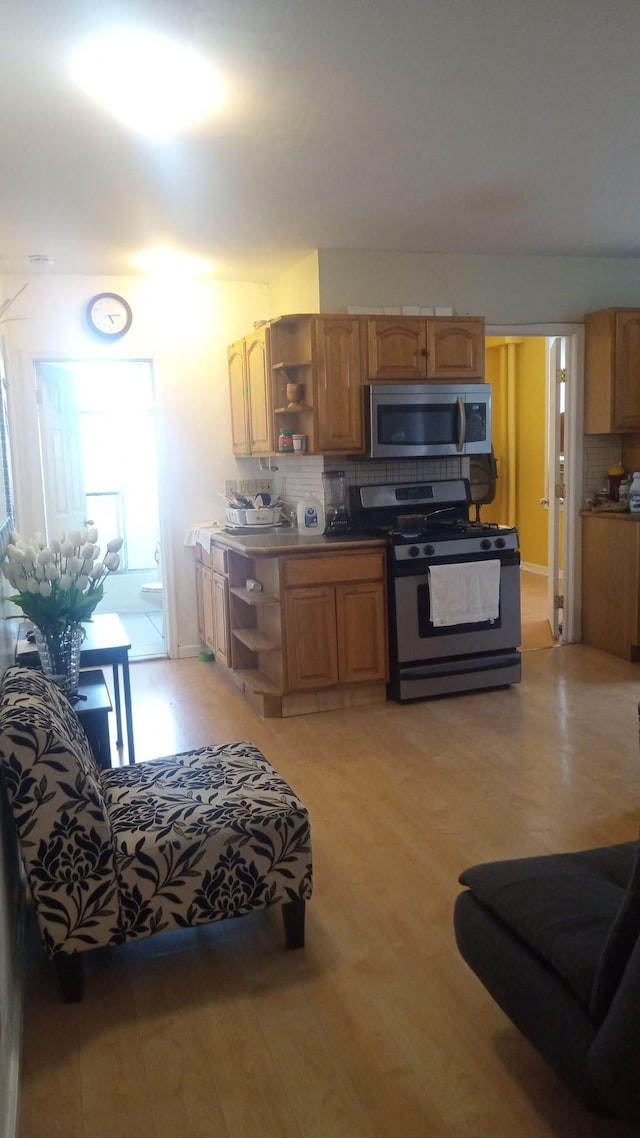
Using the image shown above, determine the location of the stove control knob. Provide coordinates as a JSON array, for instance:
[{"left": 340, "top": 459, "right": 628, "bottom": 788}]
[
  {"left": 423, "top": 544, "right": 435, "bottom": 557},
  {"left": 495, "top": 536, "right": 506, "bottom": 549},
  {"left": 480, "top": 538, "right": 492, "bottom": 550},
  {"left": 407, "top": 545, "right": 420, "bottom": 558}
]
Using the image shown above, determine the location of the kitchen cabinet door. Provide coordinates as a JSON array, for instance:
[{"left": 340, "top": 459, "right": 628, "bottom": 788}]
[
  {"left": 336, "top": 580, "right": 387, "bottom": 683},
  {"left": 212, "top": 571, "right": 230, "bottom": 668},
  {"left": 585, "top": 308, "right": 640, "bottom": 433},
  {"left": 367, "top": 318, "right": 427, "bottom": 379},
  {"left": 426, "top": 317, "right": 485, "bottom": 380},
  {"left": 201, "top": 564, "right": 216, "bottom": 652},
  {"left": 315, "top": 316, "right": 364, "bottom": 452},
  {"left": 228, "top": 339, "right": 250, "bottom": 456},
  {"left": 284, "top": 586, "right": 339, "bottom": 690},
  {"left": 245, "top": 326, "right": 274, "bottom": 455}
]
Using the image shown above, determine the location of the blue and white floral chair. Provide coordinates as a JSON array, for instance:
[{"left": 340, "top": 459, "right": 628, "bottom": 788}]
[{"left": 0, "top": 665, "right": 313, "bottom": 1001}]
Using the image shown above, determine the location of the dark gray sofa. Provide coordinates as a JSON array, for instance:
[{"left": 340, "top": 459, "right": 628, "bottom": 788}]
[{"left": 454, "top": 840, "right": 640, "bottom": 1124}]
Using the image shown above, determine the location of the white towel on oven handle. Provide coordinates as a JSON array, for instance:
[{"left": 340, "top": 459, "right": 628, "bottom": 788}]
[{"left": 428, "top": 559, "right": 501, "bottom": 626}]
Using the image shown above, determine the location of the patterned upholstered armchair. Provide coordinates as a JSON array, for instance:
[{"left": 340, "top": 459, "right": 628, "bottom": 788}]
[{"left": 0, "top": 666, "right": 313, "bottom": 1001}]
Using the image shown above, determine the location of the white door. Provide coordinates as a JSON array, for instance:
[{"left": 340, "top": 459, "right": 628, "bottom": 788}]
[
  {"left": 545, "top": 337, "right": 565, "bottom": 640},
  {"left": 36, "top": 362, "right": 87, "bottom": 538}
]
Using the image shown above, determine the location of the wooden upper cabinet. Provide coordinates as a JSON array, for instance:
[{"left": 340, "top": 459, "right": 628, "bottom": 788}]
[
  {"left": 228, "top": 339, "right": 249, "bottom": 456},
  {"left": 585, "top": 308, "right": 640, "bottom": 433},
  {"left": 315, "top": 316, "right": 364, "bottom": 452},
  {"left": 426, "top": 317, "right": 485, "bottom": 380},
  {"left": 228, "top": 326, "right": 273, "bottom": 457},
  {"left": 245, "top": 326, "right": 274, "bottom": 455},
  {"left": 367, "top": 316, "right": 485, "bottom": 381},
  {"left": 367, "top": 319, "right": 427, "bottom": 379}
]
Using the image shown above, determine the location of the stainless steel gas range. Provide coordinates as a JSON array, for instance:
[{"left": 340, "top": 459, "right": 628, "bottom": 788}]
[{"left": 348, "top": 478, "right": 522, "bottom": 701}]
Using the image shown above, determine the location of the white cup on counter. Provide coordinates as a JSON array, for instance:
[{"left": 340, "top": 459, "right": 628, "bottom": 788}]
[{"left": 292, "top": 434, "right": 307, "bottom": 453}]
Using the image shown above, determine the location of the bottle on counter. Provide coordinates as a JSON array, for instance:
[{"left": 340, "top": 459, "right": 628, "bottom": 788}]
[
  {"left": 297, "top": 491, "right": 325, "bottom": 534},
  {"left": 619, "top": 476, "right": 631, "bottom": 508},
  {"left": 629, "top": 472, "right": 640, "bottom": 513}
]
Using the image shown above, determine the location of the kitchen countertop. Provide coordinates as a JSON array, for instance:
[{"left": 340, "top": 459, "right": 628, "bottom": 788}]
[{"left": 210, "top": 528, "right": 386, "bottom": 556}]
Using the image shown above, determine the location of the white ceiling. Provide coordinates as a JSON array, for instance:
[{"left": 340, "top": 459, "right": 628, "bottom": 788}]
[{"left": 3, "top": 0, "right": 640, "bottom": 283}]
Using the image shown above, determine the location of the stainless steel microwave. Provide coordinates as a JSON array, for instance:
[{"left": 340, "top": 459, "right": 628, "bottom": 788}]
[{"left": 365, "top": 384, "right": 492, "bottom": 459}]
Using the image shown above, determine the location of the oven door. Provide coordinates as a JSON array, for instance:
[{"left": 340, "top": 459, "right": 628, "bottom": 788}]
[{"left": 392, "top": 551, "right": 521, "bottom": 664}]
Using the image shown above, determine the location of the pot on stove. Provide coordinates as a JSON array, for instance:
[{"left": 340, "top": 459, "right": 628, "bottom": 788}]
[{"left": 396, "top": 513, "right": 427, "bottom": 532}]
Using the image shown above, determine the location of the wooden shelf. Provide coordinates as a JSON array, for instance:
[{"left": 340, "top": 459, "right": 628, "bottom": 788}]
[
  {"left": 272, "top": 360, "right": 312, "bottom": 370},
  {"left": 230, "top": 586, "right": 279, "bottom": 606},
  {"left": 232, "top": 628, "right": 280, "bottom": 652},
  {"left": 274, "top": 405, "right": 312, "bottom": 414},
  {"left": 233, "top": 668, "right": 281, "bottom": 695}
]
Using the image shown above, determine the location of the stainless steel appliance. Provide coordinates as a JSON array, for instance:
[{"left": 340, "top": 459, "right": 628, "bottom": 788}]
[
  {"left": 365, "top": 383, "right": 492, "bottom": 459},
  {"left": 349, "top": 478, "right": 521, "bottom": 701}
]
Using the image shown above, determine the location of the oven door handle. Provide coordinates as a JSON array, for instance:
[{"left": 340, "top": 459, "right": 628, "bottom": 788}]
[{"left": 456, "top": 395, "right": 466, "bottom": 452}]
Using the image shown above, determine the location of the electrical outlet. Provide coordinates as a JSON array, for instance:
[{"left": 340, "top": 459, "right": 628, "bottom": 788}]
[{"left": 224, "top": 479, "right": 237, "bottom": 497}]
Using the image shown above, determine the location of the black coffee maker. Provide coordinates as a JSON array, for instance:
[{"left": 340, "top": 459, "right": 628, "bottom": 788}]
[{"left": 322, "top": 470, "right": 351, "bottom": 535}]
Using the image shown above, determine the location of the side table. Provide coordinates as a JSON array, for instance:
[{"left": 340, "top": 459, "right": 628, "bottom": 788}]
[
  {"left": 76, "top": 669, "right": 113, "bottom": 770},
  {"left": 16, "top": 612, "right": 136, "bottom": 763}
]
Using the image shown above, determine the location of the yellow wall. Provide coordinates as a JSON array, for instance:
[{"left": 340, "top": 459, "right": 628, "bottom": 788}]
[
  {"left": 484, "top": 336, "right": 548, "bottom": 567},
  {"left": 269, "top": 252, "right": 320, "bottom": 315}
]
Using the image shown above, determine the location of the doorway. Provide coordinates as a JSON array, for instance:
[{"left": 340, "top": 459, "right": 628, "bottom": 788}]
[
  {"left": 484, "top": 326, "right": 583, "bottom": 649},
  {"left": 34, "top": 359, "right": 167, "bottom": 661}
]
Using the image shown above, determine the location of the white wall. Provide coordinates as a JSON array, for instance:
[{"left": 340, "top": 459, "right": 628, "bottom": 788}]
[
  {"left": 317, "top": 249, "right": 640, "bottom": 322},
  {"left": 2, "top": 272, "right": 269, "bottom": 658}
]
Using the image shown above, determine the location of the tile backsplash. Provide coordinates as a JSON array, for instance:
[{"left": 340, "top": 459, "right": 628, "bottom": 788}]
[{"left": 273, "top": 454, "right": 466, "bottom": 522}]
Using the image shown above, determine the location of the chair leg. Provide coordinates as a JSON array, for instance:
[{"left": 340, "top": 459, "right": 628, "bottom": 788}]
[
  {"left": 54, "top": 952, "right": 83, "bottom": 1002},
  {"left": 282, "top": 899, "right": 306, "bottom": 948}
]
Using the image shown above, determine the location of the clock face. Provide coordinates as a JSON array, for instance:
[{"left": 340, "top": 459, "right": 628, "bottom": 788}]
[{"left": 86, "top": 293, "right": 133, "bottom": 339}]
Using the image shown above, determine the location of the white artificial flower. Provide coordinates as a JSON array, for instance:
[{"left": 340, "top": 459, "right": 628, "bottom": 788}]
[
  {"left": 104, "top": 552, "right": 120, "bottom": 571},
  {"left": 87, "top": 527, "right": 98, "bottom": 544},
  {"left": 67, "top": 556, "right": 83, "bottom": 576},
  {"left": 69, "top": 531, "right": 82, "bottom": 546},
  {"left": 39, "top": 581, "right": 52, "bottom": 598},
  {"left": 7, "top": 546, "right": 24, "bottom": 565},
  {"left": 27, "top": 579, "right": 40, "bottom": 594},
  {"left": 37, "top": 549, "right": 52, "bottom": 565},
  {"left": 59, "top": 574, "right": 73, "bottom": 591},
  {"left": 90, "top": 563, "right": 103, "bottom": 579},
  {"left": 77, "top": 575, "right": 90, "bottom": 591},
  {"left": 22, "top": 548, "right": 36, "bottom": 568},
  {"left": 44, "top": 563, "right": 60, "bottom": 581},
  {"left": 80, "top": 543, "right": 96, "bottom": 560},
  {"left": 62, "top": 542, "right": 75, "bottom": 558},
  {"left": 35, "top": 563, "right": 45, "bottom": 581},
  {"left": 50, "top": 538, "right": 62, "bottom": 555},
  {"left": 107, "top": 537, "right": 124, "bottom": 553}
]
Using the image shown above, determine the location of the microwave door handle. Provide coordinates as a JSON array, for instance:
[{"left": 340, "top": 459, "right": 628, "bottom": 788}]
[{"left": 456, "top": 395, "right": 466, "bottom": 452}]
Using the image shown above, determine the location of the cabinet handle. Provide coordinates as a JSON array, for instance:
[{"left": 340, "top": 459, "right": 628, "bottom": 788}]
[{"left": 420, "top": 348, "right": 428, "bottom": 356}]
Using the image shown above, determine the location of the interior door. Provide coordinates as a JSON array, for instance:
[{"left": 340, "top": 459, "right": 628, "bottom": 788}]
[
  {"left": 545, "top": 337, "right": 565, "bottom": 639},
  {"left": 36, "top": 361, "right": 87, "bottom": 538}
]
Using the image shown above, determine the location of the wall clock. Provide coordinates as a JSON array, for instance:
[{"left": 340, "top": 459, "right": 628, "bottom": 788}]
[{"left": 86, "top": 293, "right": 133, "bottom": 340}]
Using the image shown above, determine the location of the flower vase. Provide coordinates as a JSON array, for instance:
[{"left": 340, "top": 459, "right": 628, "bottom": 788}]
[{"left": 33, "top": 624, "right": 84, "bottom": 697}]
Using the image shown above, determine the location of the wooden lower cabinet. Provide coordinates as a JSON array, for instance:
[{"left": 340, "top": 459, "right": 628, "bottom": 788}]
[
  {"left": 283, "top": 552, "right": 388, "bottom": 693},
  {"left": 195, "top": 545, "right": 230, "bottom": 665},
  {"left": 581, "top": 513, "right": 640, "bottom": 660},
  {"left": 197, "top": 541, "right": 388, "bottom": 716},
  {"left": 284, "top": 586, "right": 339, "bottom": 689}
]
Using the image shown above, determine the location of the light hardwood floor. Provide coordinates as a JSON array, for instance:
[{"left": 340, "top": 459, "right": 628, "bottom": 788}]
[{"left": 18, "top": 644, "right": 640, "bottom": 1138}]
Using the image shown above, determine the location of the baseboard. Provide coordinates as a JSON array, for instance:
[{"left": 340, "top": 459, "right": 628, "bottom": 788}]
[{"left": 521, "top": 562, "right": 548, "bottom": 576}]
